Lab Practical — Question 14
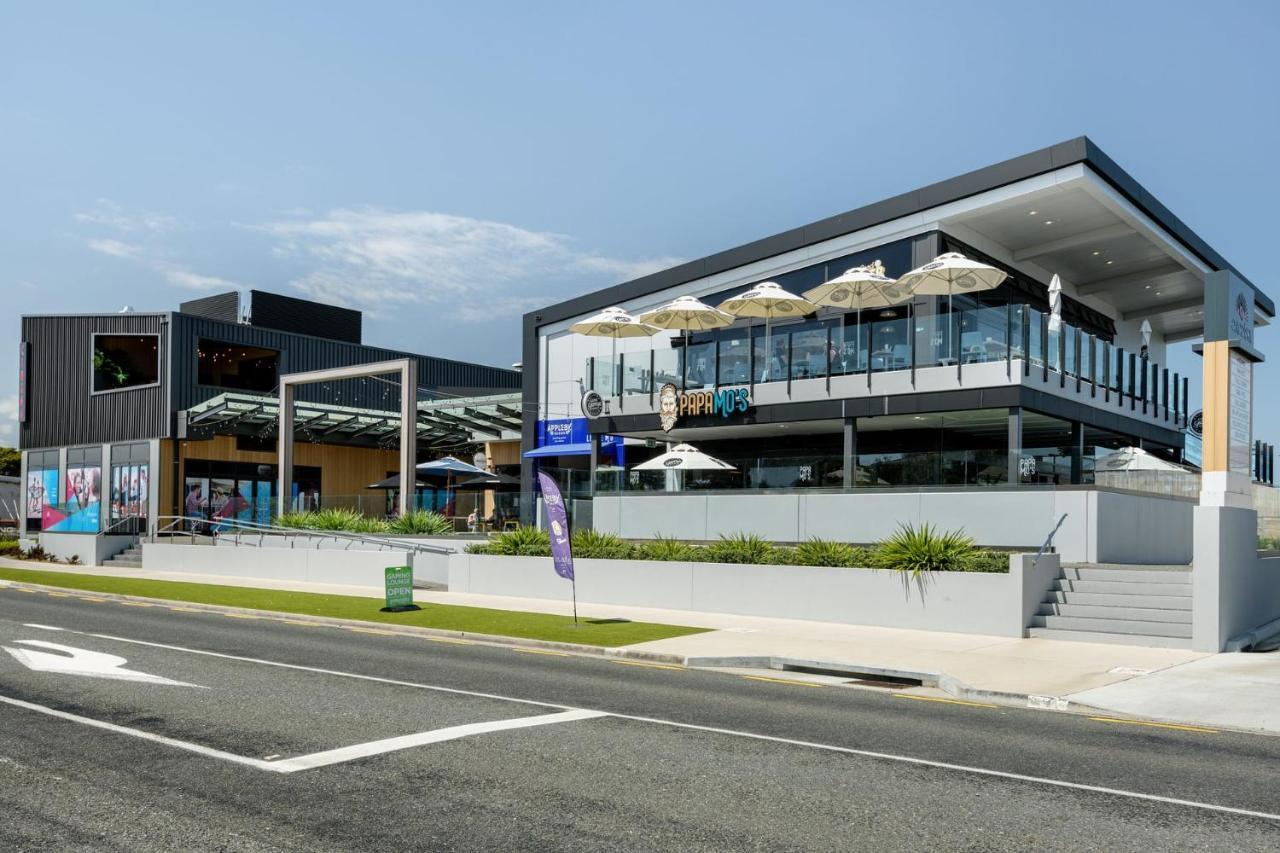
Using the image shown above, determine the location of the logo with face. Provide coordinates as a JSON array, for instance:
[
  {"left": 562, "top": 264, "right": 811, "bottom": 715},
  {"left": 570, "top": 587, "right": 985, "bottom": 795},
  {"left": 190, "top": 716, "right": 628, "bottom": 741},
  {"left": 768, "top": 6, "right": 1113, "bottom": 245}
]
[
  {"left": 1236, "top": 292, "right": 1250, "bottom": 324},
  {"left": 658, "top": 382, "right": 678, "bottom": 432}
]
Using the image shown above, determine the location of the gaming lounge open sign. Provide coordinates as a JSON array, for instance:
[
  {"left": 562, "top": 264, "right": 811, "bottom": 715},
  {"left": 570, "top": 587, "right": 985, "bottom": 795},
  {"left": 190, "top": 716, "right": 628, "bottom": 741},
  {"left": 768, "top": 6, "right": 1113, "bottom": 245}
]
[{"left": 658, "top": 383, "right": 750, "bottom": 432}]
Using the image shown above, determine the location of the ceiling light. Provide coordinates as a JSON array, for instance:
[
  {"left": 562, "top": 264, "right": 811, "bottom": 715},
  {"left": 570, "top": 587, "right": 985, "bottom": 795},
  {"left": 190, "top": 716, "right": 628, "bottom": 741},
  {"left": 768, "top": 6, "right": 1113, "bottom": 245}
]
[
  {"left": 1092, "top": 251, "right": 1100, "bottom": 256},
  {"left": 1028, "top": 210, "right": 1037, "bottom": 215},
  {"left": 1155, "top": 291, "right": 1162, "bottom": 296},
  {"left": 1106, "top": 260, "right": 1114, "bottom": 265},
  {"left": 1044, "top": 220, "right": 1054, "bottom": 225},
  {"left": 1145, "top": 284, "right": 1151, "bottom": 289}
]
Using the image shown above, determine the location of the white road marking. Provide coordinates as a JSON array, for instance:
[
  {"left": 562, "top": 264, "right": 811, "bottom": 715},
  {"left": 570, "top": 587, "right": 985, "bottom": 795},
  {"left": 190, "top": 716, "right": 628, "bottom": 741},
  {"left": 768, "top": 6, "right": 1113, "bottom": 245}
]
[
  {"left": 268, "top": 709, "right": 606, "bottom": 772},
  {"left": 15, "top": 624, "right": 1280, "bottom": 820},
  {"left": 3, "top": 640, "right": 202, "bottom": 688},
  {"left": 0, "top": 693, "right": 602, "bottom": 774},
  {"left": 22, "top": 624, "right": 64, "bottom": 631}
]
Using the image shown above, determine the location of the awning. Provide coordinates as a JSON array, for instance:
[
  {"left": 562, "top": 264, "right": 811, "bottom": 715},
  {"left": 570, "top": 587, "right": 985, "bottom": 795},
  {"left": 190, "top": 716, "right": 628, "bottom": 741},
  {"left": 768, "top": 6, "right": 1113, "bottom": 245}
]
[{"left": 522, "top": 443, "right": 593, "bottom": 458}]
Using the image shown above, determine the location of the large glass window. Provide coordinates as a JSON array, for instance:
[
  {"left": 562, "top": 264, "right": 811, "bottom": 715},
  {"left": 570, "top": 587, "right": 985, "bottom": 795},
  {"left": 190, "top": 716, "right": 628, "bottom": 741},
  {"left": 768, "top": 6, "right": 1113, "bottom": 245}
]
[
  {"left": 1020, "top": 412, "right": 1073, "bottom": 485},
  {"left": 789, "top": 322, "right": 830, "bottom": 380},
  {"left": 24, "top": 449, "right": 59, "bottom": 532},
  {"left": 683, "top": 340, "right": 715, "bottom": 390},
  {"left": 856, "top": 409, "right": 1010, "bottom": 487},
  {"left": 197, "top": 339, "right": 279, "bottom": 391},
  {"left": 868, "top": 306, "right": 910, "bottom": 372},
  {"left": 109, "top": 442, "right": 150, "bottom": 532},
  {"left": 93, "top": 334, "right": 160, "bottom": 393},
  {"left": 717, "top": 329, "right": 751, "bottom": 386},
  {"left": 47, "top": 446, "right": 102, "bottom": 533}
]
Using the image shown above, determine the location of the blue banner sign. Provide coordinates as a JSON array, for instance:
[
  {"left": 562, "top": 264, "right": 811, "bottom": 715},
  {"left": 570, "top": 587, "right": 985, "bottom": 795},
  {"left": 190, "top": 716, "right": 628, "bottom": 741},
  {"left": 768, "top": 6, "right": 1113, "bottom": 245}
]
[{"left": 536, "top": 471, "right": 575, "bottom": 581}]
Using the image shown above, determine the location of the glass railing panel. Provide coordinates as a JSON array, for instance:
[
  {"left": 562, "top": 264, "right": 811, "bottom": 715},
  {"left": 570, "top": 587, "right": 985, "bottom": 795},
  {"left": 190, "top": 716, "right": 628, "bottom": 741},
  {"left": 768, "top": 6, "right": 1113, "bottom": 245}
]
[
  {"left": 1047, "top": 324, "right": 1062, "bottom": 374},
  {"left": 717, "top": 331, "right": 751, "bottom": 386},
  {"left": 1027, "top": 308, "right": 1044, "bottom": 367},
  {"left": 913, "top": 306, "right": 951, "bottom": 368},
  {"left": 684, "top": 341, "right": 715, "bottom": 390},
  {"left": 652, "top": 348, "right": 683, "bottom": 391},
  {"left": 831, "top": 323, "right": 868, "bottom": 376},
  {"left": 1009, "top": 305, "right": 1026, "bottom": 361},
  {"left": 958, "top": 305, "right": 1010, "bottom": 364},
  {"left": 754, "top": 330, "right": 787, "bottom": 383},
  {"left": 868, "top": 315, "right": 911, "bottom": 373},
  {"left": 790, "top": 327, "right": 829, "bottom": 380},
  {"left": 620, "top": 351, "right": 649, "bottom": 395},
  {"left": 592, "top": 357, "right": 616, "bottom": 396},
  {"left": 1064, "top": 327, "right": 1078, "bottom": 378},
  {"left": 1081, "top": 335, "right": 1094, "bottom": 383}
]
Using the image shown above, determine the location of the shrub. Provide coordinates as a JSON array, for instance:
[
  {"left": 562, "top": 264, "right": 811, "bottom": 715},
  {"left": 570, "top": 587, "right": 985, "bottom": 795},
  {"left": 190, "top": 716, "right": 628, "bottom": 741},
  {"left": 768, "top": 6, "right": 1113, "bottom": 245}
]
[
  {"left": 789, "top": 538, "right": 862, "bottom": 567},
  {"left": 961, "top": 550, "right": 1011, "bottom": 573},
  {"left": 480, "top": 526, "right": 552, "bottom": 557},
  {"left": 700, "top": 532, "right": 778, "bottom": 565},
  {"left": 570, "top": 529, "right": 635, "bottom": 559},
  {"left": 1260, "top": 535, "right": 1280, "bottom": 551},
  {"left": 874, "top": 523, "right": 976, "bottom": 576},
  {"left": 276, "top": 509, "right": 392, "bottom": 534},
  {"left": 635, "top": 535, "right": 698, "bottom": 562},
  {"left": 0, "top": 539, "right": 21, "bottom": 556},
  {"left": 388, "top": 510, "right": 453, "bottom": 536}
]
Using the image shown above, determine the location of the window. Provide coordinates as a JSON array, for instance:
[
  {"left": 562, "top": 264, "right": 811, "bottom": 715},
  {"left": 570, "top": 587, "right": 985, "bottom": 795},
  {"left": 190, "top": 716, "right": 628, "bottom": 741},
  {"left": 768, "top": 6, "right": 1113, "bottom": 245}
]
[
  {"left": 93, "top": 334, "right": 160, "bottom": 392},
  {"left": 198, "top": 339, "right": 279, "bottom": 391},
  {"left": 109, "top": 443, "right": 150, "bottom": 530}
]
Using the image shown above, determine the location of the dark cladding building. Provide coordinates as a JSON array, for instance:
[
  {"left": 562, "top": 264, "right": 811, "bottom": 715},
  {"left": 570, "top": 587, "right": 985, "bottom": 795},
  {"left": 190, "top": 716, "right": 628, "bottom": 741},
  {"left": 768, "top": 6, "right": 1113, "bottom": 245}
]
[{"left": 18, "top": 290, "right": 520, "bottom": 535}]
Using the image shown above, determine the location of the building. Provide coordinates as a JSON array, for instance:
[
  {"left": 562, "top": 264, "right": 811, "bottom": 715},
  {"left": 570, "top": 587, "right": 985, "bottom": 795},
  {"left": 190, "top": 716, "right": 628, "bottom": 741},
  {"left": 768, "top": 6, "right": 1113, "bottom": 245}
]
[
  {"left": 18, "top": 290, "right": 521, "bottom": 545},
  {"left": 521, "top": 137, "right": 1272, "bottom": 556}
]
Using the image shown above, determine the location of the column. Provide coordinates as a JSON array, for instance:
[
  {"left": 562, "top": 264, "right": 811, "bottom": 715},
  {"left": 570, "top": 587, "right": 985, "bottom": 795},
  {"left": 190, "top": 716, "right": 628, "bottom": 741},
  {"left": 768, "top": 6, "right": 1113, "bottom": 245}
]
[
  {"left": 1007, "top": 407, "right": 1022, "bottom": 485},
  {"left": 842, "top": 417, "right": 856, "bottom": 490},
  {"left": 1070, "top": 421, "right": 1084, "bottom": 485}
]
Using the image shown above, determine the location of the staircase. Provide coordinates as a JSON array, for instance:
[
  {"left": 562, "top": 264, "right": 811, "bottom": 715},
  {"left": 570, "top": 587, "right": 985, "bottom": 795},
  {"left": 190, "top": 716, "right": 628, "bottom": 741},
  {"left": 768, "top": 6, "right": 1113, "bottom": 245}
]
[
  {"left": 101, "top": 544, "right": 144, "bottom": 569},
  {"left": 1027, "top": 563, "right": 1193, "bottom": 649}
]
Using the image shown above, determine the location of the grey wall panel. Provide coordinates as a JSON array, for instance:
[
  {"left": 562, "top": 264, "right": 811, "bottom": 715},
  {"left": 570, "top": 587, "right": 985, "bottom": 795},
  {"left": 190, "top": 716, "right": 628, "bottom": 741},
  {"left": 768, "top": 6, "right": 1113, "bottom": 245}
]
[
  {"left": 179, "top": 292, "right": 240, "bottom": 324},
  {"left": 248, "top": 290, "right": 362, "bottom": 344},
  {"left": 169, "top": 314, "right": 519, "bottom": 413},
  {"left": 19, "top": 314, "right": 170, "bottom": 449}
]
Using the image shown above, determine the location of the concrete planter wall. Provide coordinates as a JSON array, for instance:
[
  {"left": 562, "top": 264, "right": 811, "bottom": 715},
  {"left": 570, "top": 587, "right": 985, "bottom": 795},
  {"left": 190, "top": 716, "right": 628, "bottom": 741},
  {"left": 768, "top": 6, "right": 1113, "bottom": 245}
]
[
  {"left": 448, "top": 552, "right": 1061, "bottom": 637},
  {"left": 36, "top": 532, "right": 135, "bottom": 566},
  {"left": 592, "top": 489, "right": 1193, "bottom": 565},
  {"left": 142, "top": 542, "right": 419, "bottom": 589},
  {"left": 173, "top": 532, "right": 462, "bottom": 584}
]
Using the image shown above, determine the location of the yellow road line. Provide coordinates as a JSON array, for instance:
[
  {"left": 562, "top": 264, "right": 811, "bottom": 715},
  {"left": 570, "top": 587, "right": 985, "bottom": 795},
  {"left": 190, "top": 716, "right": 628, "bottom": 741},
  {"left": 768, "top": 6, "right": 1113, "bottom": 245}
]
[
  {"left": 118, "top": 601, "right": 153, "bottom": 608},
  {"left": 512, "top": 647, "right": 572, "bottom": 657},
  {"left": 222, "top": 613, "right": 261, "bottom": 620},
  {"left": 423, "top": 636, "right": 473, "bottom": 645},
  {"left": 344, "top": 627, "right": 396, "bottom": 636},
  {"left": 611, "top": 660, "right": 684, "bottom": 671},
  {"left": 15, "top": 588, "right": 38, "bottom": 593},
  {"left": 894, "top": 694, "right": 998, "bottom": 709},
  {"left": 742, "top": 675, "right": 824, "bottom": 688},
  {"left": 168, "top": 607, "right": 202, "bottom": 613},
  {"left": 79, "top": 597, "right": 108, "bottom": 603},
  {"left": 281, "top": 619, "right": 325, "bottom": 627},
  {"left": 1088, "top": 716, "right": 1218, "bottom": 734},
  {"left": 46, "top": 592, "right": 72, "bottom": 598}
]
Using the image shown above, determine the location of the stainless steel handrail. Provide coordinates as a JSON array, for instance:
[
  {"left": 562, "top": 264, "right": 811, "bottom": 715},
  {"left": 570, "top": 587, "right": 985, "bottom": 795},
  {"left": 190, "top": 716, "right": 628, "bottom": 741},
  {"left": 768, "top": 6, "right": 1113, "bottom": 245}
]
[{"left": 149, "top": 515, "right": 455, "bottom": 555}]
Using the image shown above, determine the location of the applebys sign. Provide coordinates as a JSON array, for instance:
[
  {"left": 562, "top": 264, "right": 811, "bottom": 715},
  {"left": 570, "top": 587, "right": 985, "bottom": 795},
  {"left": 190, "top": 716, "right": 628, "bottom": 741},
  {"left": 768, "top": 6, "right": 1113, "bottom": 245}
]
[{"left": 658, "top": 383, "right": 750, "bottom": 432}]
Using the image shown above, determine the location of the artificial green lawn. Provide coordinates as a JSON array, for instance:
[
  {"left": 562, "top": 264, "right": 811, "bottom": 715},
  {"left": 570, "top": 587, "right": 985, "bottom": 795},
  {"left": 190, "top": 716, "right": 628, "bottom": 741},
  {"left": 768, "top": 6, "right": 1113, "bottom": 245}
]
[{"left": 0, "top": 567, "right": 707, "bottom": 647}]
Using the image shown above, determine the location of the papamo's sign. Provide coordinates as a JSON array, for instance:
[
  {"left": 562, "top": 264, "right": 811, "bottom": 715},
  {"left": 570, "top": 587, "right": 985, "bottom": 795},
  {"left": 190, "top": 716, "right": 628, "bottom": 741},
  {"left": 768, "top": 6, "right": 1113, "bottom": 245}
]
[{"left": 658, "top": 383, "right": 750, "bottom": 432}]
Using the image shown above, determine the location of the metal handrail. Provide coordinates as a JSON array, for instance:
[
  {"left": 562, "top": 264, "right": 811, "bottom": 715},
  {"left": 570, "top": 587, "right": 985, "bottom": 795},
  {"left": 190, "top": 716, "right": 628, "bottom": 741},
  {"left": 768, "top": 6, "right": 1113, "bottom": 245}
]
[{"left": 149, "top": 515, "right": 455, "bottom": 555}]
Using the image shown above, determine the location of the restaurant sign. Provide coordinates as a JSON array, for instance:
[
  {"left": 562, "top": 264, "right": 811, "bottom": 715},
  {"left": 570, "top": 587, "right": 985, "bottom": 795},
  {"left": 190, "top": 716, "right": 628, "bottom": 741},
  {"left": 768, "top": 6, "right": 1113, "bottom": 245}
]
[{"left": 658, "top": 383, "right": 750, "bottom": 432}]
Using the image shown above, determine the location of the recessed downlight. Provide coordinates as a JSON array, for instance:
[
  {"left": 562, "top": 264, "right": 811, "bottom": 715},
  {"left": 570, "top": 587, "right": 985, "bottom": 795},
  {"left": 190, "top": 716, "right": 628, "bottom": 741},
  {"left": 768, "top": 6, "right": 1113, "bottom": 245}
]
[
  {"left": 1044, "top": 220, "right": 1054, "bottom": 225},
  {"left": 1092, "top": 250, "right": 1100, "bottom": 256},
  {"left": 1028, "top": 210, "right": 1038, "bottom": 215},
  {"left": 1106, "top": 260, "right": 1114, "bottom": 265}
]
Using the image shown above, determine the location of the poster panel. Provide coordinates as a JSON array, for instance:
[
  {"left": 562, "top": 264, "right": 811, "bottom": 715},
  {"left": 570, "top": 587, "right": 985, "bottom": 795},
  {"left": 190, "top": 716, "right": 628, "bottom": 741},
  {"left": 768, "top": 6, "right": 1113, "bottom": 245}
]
[
  {"left": 185, "top": 477, "right": 209, "bottom": 518},
  {"left": 137, "top": 464, "right": 149, "bottom": 519},
  {"left": 26, "top": 470, "right": 43, "bottom": 519}
]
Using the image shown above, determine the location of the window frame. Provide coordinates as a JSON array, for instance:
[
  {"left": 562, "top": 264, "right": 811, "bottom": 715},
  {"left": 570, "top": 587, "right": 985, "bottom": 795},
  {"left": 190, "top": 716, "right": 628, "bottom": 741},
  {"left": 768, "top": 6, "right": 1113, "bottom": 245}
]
[{"left": 89, "top": 332, "right": 162, "bottom": 397}]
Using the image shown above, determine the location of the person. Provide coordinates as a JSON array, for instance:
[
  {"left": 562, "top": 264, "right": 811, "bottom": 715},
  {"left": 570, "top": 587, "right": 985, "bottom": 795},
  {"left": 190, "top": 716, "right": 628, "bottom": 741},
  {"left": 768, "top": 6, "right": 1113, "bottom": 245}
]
[{"left": 466, "top": 509, "right": 479, "bottom": 532}]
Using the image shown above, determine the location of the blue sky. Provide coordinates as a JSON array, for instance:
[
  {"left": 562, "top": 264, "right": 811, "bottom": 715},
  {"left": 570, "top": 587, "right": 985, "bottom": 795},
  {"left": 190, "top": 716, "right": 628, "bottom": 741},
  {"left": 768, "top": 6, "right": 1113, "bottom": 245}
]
[{"left": 2, "top": 1, "right": 1277, "bottom": 446}]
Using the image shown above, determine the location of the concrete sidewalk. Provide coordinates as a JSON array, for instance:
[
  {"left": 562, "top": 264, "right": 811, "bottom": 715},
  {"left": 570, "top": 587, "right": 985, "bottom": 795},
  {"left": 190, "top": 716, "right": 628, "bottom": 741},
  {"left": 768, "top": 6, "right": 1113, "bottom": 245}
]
[{"left": 7, "top": 556, "right": 1280, "bottom": 734}]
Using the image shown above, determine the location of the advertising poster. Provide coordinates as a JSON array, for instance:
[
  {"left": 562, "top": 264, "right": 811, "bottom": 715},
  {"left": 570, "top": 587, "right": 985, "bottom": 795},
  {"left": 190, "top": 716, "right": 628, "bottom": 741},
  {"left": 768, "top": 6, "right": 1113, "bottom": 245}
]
[
  {"left": 110, "top": 466, "right": 122, "bottom": 520},
  {"left": 209, "top": 478, "right": 234, "bottom": 519},
  {"left": 52, "top": 466, "right": 101, "bottom": 532},
  {"left": 185, "top": 477, "right": 209, "bottom": 518},
  {"left": 255, "top": 481, "right": 272, "bottom": 526},
  {"left": 235, "top": 480, "right": 253, "bottom": 522},
  {"left": 137, "top": 465, "right": 149, "bottom": 519},
  {"left": 26, "top": 470, "right": 44, "bottom": 519}
]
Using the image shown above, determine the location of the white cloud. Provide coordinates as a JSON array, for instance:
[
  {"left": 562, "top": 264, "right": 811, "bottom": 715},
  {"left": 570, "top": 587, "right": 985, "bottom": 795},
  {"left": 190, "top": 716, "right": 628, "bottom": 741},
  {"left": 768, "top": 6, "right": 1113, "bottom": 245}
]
[
  {"left": 0, "top": 395, "right": 17, "bottom": 447},
  {"left": 261, "top": 208, "right": 681, "bottom": 321},
  {"left": 74, "top": 199, "right": 176, "bottom": 233},
  {"left": 85, "top": 238, "right": 240, "bottom": 292}
]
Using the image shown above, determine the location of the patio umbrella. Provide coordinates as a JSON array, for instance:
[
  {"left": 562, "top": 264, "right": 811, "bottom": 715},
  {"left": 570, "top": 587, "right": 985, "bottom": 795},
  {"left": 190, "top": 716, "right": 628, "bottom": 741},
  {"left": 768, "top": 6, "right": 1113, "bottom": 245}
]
[
  {"left": 1094, "top": 446, "right": 1190, "bottom": 473},
  {"left": 632, "top": 443, "right": 737, "bottom": 471},
  {"left": 897, "top": 253, "right": 1008, "bottom": 363},
  {"left": 637, "top": 296, "right": 734, "bottom": 387},
  {"left": 569, "top": 306, "right": 659, "bottom": 397},
  {"left": 1140, "top": 319, "right": 1153, "bottom": 358},
  {"left": 717, "top": 282, "right": 817, "bottom": 381},
  {"left": 367, "top": 473, "right": 428, "bottom": 490},
  {"left": 452, "top": 472, "right": 521, "bottom": 491},
  {"left": 1047, "top": 274, "right": 1063, "bottom": 334},
  {"left": 417, "top": 456, "right": 489, "bottom": 476},
  {"left": 804, "top": 261, "right": 910, "bottom": 375}
]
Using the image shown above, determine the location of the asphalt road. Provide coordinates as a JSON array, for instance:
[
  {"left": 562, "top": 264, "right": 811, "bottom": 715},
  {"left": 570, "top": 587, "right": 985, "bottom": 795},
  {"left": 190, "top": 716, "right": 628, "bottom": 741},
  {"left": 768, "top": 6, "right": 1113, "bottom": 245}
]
[{"left": 2, "top": 585, "right": 1280, "bottom": 851}]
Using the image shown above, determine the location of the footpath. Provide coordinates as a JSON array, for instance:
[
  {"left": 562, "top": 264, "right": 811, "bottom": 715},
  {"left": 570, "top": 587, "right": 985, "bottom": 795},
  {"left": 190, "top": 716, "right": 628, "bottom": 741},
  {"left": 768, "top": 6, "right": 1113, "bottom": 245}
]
[{"left": 3, "top": 557, "right": 1278, "bottom": 735}]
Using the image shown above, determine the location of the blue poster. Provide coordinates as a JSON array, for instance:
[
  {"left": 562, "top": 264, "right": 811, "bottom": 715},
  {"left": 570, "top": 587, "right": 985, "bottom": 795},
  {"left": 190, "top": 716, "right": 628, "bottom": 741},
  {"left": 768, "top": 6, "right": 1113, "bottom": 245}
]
[
  {"left": 255, "top": 481, "right": 272, "bottom": 526},
  {"left": 537, "top": 471, "right": 574, "bottom": 581}
]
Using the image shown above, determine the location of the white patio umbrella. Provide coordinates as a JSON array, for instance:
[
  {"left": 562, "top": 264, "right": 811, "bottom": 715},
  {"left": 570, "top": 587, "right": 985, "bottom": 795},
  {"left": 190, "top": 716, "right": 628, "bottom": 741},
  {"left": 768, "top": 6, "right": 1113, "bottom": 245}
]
[
  {"left": 633, "top": 442, "right": 735, "bottom": 491},
  {"left": 637, "top": 296, "right": 734, "bottom": 386},
  {"left": 897, "top": 253, "right": 1008, "bottom": 363},
  {"left": 1094, "top": 446, "right": 1189, "bottom": 473},
  {"left": 1140, "top": 319, "right": 1153, "bottom": 358},
  {"left": 804, "top": 261, "right": 911, "bottom": 374},
  {"left": 718, "top": 282, "right": 817, "bottom": 381},
  {"left": 1048, "top": 274, "right": 1063, "bottom": 334},
  {"left": 569, "top": 306, "right": 660, "bottom": 397}
]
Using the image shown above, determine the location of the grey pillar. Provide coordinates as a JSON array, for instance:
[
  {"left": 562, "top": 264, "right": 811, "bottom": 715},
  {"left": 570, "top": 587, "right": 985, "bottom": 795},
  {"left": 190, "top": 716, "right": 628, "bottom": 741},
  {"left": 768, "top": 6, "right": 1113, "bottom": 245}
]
[
  {"left": 1070, "top": 421, "right": 1084, "bottom": 484},
  {"left": 589, "top": 434, "right": 599, "bottom": 496},
  {"left": 398, "top": 359, "right": 418, "bottom": 517},
  {"left": 1007, "top": 406, "right": 1022, "bottom": 485},
  {"left": 277, "top": 382, "right": 295, "bottom": 517},
  {"left": 842, "top": 417, "right": 856, "bottom": 490}
]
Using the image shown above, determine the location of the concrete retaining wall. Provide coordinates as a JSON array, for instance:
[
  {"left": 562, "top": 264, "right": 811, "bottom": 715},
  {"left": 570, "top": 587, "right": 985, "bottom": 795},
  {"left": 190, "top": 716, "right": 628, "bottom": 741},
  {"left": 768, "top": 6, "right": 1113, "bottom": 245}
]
[
  {"left": 1193, "top": 505, "right": 1280, "bottom": 651},
  {"left": 447, "top": 552, "right": 1061, "bottom": 637},
  {"left": 37, "top": 533, "right": 134, "bottom": 566},
  {"left": 142, "top": 542, "right": 419, "bottom": 589},
  {"left": 593, "top": 489, "right": 1193, "bottom": 565}
]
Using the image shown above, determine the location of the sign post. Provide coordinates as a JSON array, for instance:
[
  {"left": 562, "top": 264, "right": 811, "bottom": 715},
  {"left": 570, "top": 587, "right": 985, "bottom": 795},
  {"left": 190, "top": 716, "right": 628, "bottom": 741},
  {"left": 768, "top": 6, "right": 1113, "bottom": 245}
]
[
  {"left": 381, "top": 565, "right": 419, "bottom": 613},
  {"left": 536, "top": 471, "right": 578, "bottom": 624}
]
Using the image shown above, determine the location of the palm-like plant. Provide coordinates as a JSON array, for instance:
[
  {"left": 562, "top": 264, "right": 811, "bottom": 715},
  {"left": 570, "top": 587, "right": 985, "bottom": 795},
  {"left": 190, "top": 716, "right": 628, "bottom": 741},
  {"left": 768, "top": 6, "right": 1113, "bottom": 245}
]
[{"left": 874, "top": 523, "right": 976, "bottom": 576}]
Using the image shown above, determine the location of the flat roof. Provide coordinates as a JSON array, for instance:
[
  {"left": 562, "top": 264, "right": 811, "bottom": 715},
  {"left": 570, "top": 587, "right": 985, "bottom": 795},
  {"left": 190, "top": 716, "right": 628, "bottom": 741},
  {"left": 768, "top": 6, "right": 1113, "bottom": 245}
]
[{"left": 527, "top": 136, "right": 1270, "bottom": 327}]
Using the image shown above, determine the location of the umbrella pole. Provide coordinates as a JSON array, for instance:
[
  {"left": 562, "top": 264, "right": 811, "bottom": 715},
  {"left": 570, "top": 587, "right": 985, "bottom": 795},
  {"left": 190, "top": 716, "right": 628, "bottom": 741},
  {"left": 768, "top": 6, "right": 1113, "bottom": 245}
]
[{"left": 764, "top": 315, "right": 772, "bottom": 382}]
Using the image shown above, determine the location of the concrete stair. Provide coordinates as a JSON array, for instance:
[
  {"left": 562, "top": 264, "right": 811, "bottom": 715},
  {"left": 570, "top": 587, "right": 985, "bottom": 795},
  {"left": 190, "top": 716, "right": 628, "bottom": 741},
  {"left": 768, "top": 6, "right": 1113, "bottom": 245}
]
[
  {"left": 1027, "top": 563, "right": 1193, "bottom": 649},
  {"left": 101, "top": 544, "right": 144, "bottom": 569}
]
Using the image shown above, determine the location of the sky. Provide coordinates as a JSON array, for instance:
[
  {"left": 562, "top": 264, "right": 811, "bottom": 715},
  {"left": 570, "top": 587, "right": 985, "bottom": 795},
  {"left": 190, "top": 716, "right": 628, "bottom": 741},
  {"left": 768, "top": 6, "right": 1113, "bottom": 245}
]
[{"left": 1, "top": 1, "right": 1278, "bottom": 447}]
